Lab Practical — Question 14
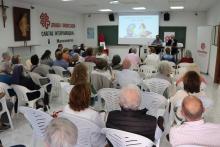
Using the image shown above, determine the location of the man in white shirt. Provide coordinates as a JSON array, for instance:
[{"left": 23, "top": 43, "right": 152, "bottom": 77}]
[
  {"left": 170, "top": 95, "right": 220, "bottom": 147},
  {"left": 144, "top": 48, "right": 160, "bottom": 65}
]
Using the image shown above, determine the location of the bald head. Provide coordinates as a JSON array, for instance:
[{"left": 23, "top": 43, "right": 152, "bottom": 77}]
[
  {"left": 119, "top": 84, "right": 141, "bottom": 110},
  {"left": 182, "top": 96, "right": 204, "bottom": 121}
]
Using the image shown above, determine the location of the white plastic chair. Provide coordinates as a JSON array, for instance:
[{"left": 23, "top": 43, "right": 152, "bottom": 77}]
[
  {"left": 60, "top": 113, "right": 106, "bottom": 147},
  {"left": 67, "top": 67, "right": 74, "bottom": 74},
  {"left": 19, "top": 106, "right": 53, "bottom": 147},
  {"left": 139, "top": 65, "right": 157, "bottom": 79},
  {"left": 97, "top": 88, "right": 120, "bottom": 112},
  {"left": 177, "top": 145, "right": 205, "bottom": 147},
  {"left": 142, "top": 78, "right": 171, "bottom": 96},
  {"left": 52, "top": 66, "right": 70, "bottom": 77},
  {"left": 11, "top": 84, "right": 44, "bottom": 108},
  {"left": 144, "top": 58, "right": 160, "bottom": 69},
  {"left": 47, "top": 74, "right": 63, "bottom": 98},
  {"left": 102, "top": 128, "right": 156, "bottom": 147},
  {"left": 25, "top": 59, "right": 32, "bottom": 71},
  {"left": 84, "top": 62, "right": 96, "bottom": 82},
  {"left": 0, "top": 96, "right": 14, "bottom": 129},
  {"left": 140, "top": 92, "right": 168, "bottom": 117},
  {"left": 0, "top": 82, "right": 16, "bottom": 103}
]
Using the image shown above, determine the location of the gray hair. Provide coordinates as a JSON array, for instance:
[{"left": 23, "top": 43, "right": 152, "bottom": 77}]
[
  {"left": 185, "top": 50, "right": 192, "bottom": 58},
  {"left": 119, "top": 84, "right": 141, "bottom": 110},
  {"left": 2, "top": 52, "right": 10, "bottom": 59},
  {"left": 158, "top": 61, "right": 172, "bottom": 75},
  {"left": 45, "top": 118, "right": 78, "bottom": 147},
  {"left": 131, "top": 48, "right": 137, "bottom": 54}
]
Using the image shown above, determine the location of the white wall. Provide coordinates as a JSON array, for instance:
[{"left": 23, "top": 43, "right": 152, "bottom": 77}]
[
  {"left": 83, "top": 12, "right": 207, "bottom": 60},
  {"left": 0, "top": 1, "right": 84, "bottom": 62},
  {"left": 207, "top": 0, "right": 220, "bottom": 79}
]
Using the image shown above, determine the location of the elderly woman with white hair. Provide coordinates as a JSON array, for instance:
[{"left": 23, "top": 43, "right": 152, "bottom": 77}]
[
  {"left": 154, "top": 61, "right": 172, "bottom": 84},
  {"left": 45, "top": 118, "right": 78, "bottom": 147},
  {"left": 106, "top": 84, "right": 163, "bottom": 144}
]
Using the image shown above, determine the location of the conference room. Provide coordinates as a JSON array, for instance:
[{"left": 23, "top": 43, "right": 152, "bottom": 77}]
[{"left": 0, "top": 0, "right": 220, "bottom": 146}]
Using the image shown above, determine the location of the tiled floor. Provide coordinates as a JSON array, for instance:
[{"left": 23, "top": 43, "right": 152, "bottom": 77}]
[{"left": 0, "top": 75, "right": 220, "bottom": 147}]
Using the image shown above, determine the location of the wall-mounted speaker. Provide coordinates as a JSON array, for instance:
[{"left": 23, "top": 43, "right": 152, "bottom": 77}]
[
  {"left": 109, "top": 13, "right": 115, "bottom": 21},
  {"left": 164, "top": 12, "right": 170, "bottom": 21}
]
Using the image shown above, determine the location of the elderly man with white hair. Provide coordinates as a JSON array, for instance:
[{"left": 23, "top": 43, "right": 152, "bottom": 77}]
[
  {"left": 106, "top": 84, "right": 163, "bottom": 143},
  {"left": 45, "top": 118, "right": 78, "bottom": 147}
]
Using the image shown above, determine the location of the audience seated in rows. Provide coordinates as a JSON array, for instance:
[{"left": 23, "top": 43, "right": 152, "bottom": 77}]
[
  {"left": 40, "top": 50, "right": 53, "bottom": 67},
  {"left": 179, "top": 50, "right": 193, "bottom": 63},
  {"left": 45, "top": 118, "right": 78, "bottom": 147},
  {"left": 154, "top": 61, "right": 172, "bottom": 84},
  {"left": 53, "top": 50, "right": 69, "bottom": 69},
  {"left": 116, "top": 59, "right": 141, "bottom": 87},
  {"left": 62, "top": 84, "right": 106, "bottom": 147},
  {"left": 111, "top": 55, "right": 122, "bottom": 71},
  {"left": 125, "top": 48, "right": 141, "bottom": 66},
  {"left": 171, "top": 71, "right": 211, "bottom": 122},
  {"left": 30, "top": 55, "right": 52, "bottom": 77},
  {"left": 106, "top": 84, "right": 163, "bottom": 143},
  {"left": 84, "top": 47, "right": 97, "bottom": 63},
  {"left": 170, "top": 96, "right": 220, "bottom": 146},
  {"left": 161, "top": 47, "right": 175, "bottom": 63}
]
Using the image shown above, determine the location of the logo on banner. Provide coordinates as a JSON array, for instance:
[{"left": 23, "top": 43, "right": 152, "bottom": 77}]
[
  {"left": 197, "top": 42, "right": 207, "bottom": 54},
  {"left": 40, "top": 13, "right": 51, "bottom": 29}
]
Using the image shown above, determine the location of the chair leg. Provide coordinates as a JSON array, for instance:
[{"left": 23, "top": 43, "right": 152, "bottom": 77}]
[{"left": 6, "top": 109, "right": 13, "bottom": 129}]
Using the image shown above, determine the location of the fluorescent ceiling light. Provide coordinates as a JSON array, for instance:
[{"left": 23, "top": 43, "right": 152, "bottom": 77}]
[
  {"left": 109, "top": 1, "right": 119, "bottom": 4},
  {"left": 132, "top": 7, "right": 146, "bottom": 10},
  {"left": 99, "top": 9, "right": 112, "bottom": 12},
  {"left": 170, "top": 6, "right": 184, "bottom": 10},
  {"left": 62, "top": 0, "right": 73, "bottom": 1}
]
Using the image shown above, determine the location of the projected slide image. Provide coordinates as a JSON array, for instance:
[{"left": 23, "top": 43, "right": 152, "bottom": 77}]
[{"left": 119, "top": 15, "right": 159, "bottom": 45}]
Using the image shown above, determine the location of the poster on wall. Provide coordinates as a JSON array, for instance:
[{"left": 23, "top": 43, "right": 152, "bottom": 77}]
[
  {"left": 164, "top": 32, "right": 175, "bottom": 43},
  {"left": 87, "top": 27, "right": 94, "bottom": 39},
  {"left": 13, "top": 7, "right": 31, "bottom": 41}
]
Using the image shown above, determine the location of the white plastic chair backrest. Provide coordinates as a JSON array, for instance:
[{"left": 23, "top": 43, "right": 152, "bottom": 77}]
[
  {"left": 29, "top": 72, "right": 44, "bottom": 86},
  {"left": 91, "top": 73, "right": 112, "bottom": 91},
  {"left": 11, "top": 84, "right": 30, "bottom": 102},
  {"left": 140, "top": 92, "right": 168, "bottom": 117},
  {"left": 67, "top": 67, "right": 74, "bottom": 74},
  {"left": 19, "top": 106, "right": 53, "bottom": 138},
  {"left": 143, "top": 78, "right": 171, "bottom": 95},
  {"left": 177, "top": 145, "right": 205, "bottom": 147},
  {"left": 60, "top": 113, "right": 106, "bottom": 147},
  {"left": 139, "top": 65, "right": 157, "bottom": 79},
  {"left": 130, "top": 64, "right": 139, "bottom": 72},
  {"left": 97, "top": 88, "right": 120, "bottom": 112},
  {"left": 52, "top": 66, "right": 66, "bottom": 76},
  {"left": 178, "top": 63, "right": 193, "bottom": 68},
  {"left": 102, "top": 128, "right": 155, "bottom": 147},
  {"left": 0, "top": 96, "right": 7, "bottom": 116},
  {"left": 0, "top": 82, "right": 12, "bottom": 98},
  {"left": 84, "top": 62, "right": 96, "bottom": 73},
  {"left": 144, "top": 58, "right": 160, "bottom": 69}
]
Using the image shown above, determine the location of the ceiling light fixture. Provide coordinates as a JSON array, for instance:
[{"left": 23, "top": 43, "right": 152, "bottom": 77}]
[
  {"left": 109, "top": 1, "right": 119, "bottom": 4},
  {"left": 99, "top": 9, "right": 112, "bottom": 12},
  {"left": 62, "top": 0, "right": 73, "bottom": 1},
  {"left": 170, "top": 6, "right": 184, "bottom": 10},
  {"left": 132, "top": 7, "right": 146, "bottom": 10}
]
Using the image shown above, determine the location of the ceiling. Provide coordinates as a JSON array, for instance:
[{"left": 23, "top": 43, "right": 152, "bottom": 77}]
[{"left": 12, "top": 0, "right": 217, "bottom": 13}]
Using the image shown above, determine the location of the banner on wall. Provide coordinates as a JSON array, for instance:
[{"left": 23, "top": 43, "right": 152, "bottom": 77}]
[
  {"left": 164, "top": 32, "right": 175, "bottom": 42},
  {"left": 196, "top": 26, "right": 212, "bottom": 74}
]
